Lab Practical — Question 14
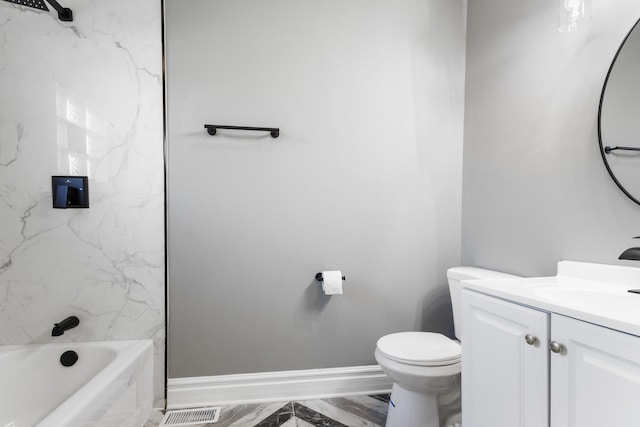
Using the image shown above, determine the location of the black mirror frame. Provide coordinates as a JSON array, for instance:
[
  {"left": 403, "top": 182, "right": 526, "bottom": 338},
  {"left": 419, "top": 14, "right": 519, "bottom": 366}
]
[{"left": 598, "top": 18, "right": 640, "bottom": 206}]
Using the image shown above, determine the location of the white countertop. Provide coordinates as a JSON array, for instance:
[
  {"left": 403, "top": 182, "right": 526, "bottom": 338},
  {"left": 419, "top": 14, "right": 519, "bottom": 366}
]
[{"left": 461, "top": 261, "right": 640, "bottom": 337}]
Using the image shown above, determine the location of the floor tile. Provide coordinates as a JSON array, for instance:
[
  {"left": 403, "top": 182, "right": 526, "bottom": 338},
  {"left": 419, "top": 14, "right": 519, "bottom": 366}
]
[
  {"left": 294, "top": 399, "right": 383, "bottom": 427},
  {"left": 145, "top": 394, "right": 389, "bottom": 427},
  {"left": 227, "top": 402, "right": 292, "bottom": 427},
  {"left": 293, "top": 403, "right": 348, "bottom": 427},
  {"left": 254, "top": 402, "right": 295, "bottom": 427}
]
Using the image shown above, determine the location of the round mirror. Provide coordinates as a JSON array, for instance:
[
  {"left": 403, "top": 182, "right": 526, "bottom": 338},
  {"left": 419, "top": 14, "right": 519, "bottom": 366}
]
[{"left": 599, "top": 18, "right": 640, "bottom": 205}]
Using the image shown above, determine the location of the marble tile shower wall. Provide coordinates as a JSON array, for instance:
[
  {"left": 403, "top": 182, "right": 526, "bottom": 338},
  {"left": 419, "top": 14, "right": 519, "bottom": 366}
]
[{"left": 0, "top": 0, "right": 165, "bottom": 404}]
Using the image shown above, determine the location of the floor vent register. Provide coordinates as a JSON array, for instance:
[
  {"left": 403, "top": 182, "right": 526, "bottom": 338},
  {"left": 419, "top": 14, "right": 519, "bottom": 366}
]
[{"left": 160, "top": 407, "right": 221, "bottom": 426}]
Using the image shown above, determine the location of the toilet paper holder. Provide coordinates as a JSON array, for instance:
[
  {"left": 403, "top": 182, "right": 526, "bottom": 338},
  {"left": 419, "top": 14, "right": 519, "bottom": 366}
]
[{"left": 315, "top": 272, "right": 346, "bottom": 282}]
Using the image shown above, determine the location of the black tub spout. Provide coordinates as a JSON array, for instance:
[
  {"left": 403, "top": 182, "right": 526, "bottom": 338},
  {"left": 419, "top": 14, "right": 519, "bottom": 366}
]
[{"left": 52, "top": 316, "right": 79, "bottom": 336}]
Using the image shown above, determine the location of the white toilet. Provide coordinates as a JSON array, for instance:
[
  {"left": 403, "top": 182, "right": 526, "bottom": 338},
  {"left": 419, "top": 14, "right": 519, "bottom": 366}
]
[{"left": 375, "top": 267, "right": 518, "bottom": 427}]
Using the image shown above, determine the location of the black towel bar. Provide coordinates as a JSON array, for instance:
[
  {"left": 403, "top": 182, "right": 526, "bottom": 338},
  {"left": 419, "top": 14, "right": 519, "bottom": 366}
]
[{"left": 204, "top": 124, "right": 279, "bottom": 138}]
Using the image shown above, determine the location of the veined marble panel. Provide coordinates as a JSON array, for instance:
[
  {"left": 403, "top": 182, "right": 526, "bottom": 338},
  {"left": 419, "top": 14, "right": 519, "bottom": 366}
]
[
  {"left": 0, "top": 0, "right": 164, "bottom": 404},
  {"left": 0, "top": 31, "right": 163, "bottom": 195}
]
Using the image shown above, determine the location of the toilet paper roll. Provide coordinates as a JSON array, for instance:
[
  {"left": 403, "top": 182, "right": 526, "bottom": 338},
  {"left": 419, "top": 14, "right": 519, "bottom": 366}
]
[{"left": 322, "top": 270, "right": 343, "bottom": 295}]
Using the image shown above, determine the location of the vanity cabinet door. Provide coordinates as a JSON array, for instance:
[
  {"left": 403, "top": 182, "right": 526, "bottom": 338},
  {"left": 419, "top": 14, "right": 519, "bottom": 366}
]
[
  {"left": 462, "top": 290, "right": 549, "bottom": 427},
  {"left": 550, "top": 314, "right": 640, "bottom": 427}
]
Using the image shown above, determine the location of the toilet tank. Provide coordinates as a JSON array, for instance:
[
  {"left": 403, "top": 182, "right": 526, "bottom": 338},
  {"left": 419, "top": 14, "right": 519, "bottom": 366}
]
[{"left": 447, "top": 267, "right": 520, "bottom": 341}]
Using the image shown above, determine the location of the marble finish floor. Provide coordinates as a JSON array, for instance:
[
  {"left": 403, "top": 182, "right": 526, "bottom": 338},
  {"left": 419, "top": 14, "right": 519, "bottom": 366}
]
[{"left": 145, "top": 394, "right": 389, "bottom": 427}]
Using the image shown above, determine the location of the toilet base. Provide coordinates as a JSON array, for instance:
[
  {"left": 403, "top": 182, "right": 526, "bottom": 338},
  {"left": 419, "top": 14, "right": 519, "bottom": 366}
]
[{"left": 385, "top": 383, "right": 440, "bottom": 427}]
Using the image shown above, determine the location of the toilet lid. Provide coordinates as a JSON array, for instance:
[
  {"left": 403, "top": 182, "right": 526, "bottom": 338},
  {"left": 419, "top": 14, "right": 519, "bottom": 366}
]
[{"left": 376, "top": 332, "right": 461, "bottom": 366}]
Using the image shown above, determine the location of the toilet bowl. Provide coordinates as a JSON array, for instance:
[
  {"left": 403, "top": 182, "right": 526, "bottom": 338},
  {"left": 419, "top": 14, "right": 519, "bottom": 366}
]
[
  {"left": 375, "top": 332, "right": 461, "bottom": 427},
  {"left": 375, "top": 267, "right": 519, "bottom": 427}
]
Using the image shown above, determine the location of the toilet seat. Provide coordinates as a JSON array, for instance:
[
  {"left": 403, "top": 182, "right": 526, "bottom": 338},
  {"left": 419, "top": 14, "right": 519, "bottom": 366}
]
[{"left": 376, "top": 332, "right": 461, "bottom": 367}]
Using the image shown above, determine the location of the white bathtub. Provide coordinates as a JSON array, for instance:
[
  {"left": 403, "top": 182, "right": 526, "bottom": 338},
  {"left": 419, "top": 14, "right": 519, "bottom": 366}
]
[{"left": 0, "top": 339, "right": 153, "bottom": 427}]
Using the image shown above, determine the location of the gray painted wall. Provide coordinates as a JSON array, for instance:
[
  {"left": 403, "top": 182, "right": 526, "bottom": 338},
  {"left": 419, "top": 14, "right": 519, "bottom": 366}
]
[
  {"left": 463, "top": 0, "right": 640, "bottom": 277},
  {"left": 165, "top": 0, "right": 467, "bottom": 378}
]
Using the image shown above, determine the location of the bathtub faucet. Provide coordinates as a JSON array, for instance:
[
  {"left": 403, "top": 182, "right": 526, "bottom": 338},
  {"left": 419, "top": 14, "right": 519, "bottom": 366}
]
[{"left": 52, "top": 316, "right": 80, "bottom": 336}]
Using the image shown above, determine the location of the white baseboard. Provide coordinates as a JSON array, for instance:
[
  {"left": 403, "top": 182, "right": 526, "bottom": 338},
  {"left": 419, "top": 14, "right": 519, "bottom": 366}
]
[{"left": 167, "top": 365, "right": 392, "bottom": 410}]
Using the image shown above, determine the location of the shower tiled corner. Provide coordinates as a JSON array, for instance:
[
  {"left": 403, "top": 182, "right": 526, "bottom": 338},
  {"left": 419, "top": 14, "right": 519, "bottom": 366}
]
[
  {"left": 146, "top": 394, "right": 390, "bottom": 427},
  {"left": 0, "top": 0, "right": 165, "bottom": 406}
]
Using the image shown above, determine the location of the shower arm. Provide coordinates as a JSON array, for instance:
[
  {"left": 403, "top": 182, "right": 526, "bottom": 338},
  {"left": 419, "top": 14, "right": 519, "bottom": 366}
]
[{"left": 46, "top": 0, "right": 73, "bottom": 22}]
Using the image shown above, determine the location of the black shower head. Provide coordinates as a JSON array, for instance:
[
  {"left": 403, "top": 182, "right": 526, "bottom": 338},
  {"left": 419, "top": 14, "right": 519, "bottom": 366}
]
[
  {"left": 3, "top": 0, "right": 49, "bottom": 11},
  {"left": 2, "top": 0, "right": 73, "bottom": 21}
]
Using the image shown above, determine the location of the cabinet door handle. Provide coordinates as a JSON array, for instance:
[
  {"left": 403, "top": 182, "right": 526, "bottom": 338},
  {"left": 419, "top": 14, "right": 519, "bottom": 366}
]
[
  {"left": 524, "top": 334, "right": 538, "bottom": 346},
  {"left": 549, "top": 341, "right": 564, "bottom": 354}
]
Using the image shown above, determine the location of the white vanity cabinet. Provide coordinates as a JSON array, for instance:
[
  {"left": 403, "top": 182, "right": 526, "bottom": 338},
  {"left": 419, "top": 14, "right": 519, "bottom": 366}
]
[
  {"left": 462, "top": 289, "right": 640, "bottom": 427},
  {"left": 550, "top": 313, "right": 640, "bottom": 427},
  {"left": 461, "top": 289, "right": 549, "bottom": 427}
]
